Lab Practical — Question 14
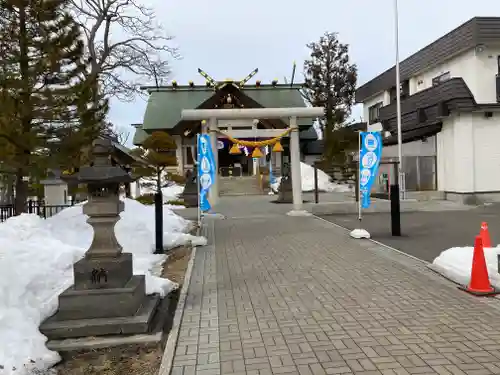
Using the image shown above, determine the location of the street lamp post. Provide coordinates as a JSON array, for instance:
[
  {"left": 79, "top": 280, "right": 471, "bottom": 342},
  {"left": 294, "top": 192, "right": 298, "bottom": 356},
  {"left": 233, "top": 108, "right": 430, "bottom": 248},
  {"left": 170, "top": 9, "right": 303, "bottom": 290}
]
[
  {"left": 151, "top": 66, "right": 164, "bottom": 254},
  {"left": 388, "top": 0, "right": 403, "bottom": 236},
  {"left": 394, "top": 0, "right": 404, "bottom": 199}
]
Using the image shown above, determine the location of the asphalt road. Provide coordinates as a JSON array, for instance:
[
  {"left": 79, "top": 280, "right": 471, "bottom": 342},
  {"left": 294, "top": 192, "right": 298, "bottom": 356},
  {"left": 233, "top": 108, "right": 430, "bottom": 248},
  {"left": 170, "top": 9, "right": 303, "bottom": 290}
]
[{"left": 319, "top": 203, "right": 500, "bottom": 262}]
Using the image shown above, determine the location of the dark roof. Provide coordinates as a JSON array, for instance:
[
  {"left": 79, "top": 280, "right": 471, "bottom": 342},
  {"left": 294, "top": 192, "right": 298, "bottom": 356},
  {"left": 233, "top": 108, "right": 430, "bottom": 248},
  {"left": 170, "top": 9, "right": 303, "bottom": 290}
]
[
  {"left": 111, "top": 141, "right": 149, "bottom": 166},
  {"left": 379, "top": 78, "right": 476, "bottom": 133},
  {"left": 355, "top": 17, "right": 500, "bottom": 103},
  {"left": 299, "top": 126, "right": 323, "bottom": 155},
  {"left": 303, "top": 140, "right": 323, "bottom": 155},
  {"left": 299, "top": 126, "right": 319, "bottom": 140},
  {"left": 349, "top": 122, "right": 367, "bottom": 131},
  {"left": 383, "top": 124, "right": 442, "bottom": 146},
  {"left": 141, "top": 82, "right": 311, "bottom": 132}
]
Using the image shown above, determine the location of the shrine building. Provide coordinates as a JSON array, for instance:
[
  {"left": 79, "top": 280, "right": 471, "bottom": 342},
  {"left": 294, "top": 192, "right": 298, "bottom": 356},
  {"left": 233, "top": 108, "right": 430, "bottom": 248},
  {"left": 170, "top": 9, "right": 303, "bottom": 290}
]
[{"left": 131, "top": 72, "right": 321, "bottom": 179}]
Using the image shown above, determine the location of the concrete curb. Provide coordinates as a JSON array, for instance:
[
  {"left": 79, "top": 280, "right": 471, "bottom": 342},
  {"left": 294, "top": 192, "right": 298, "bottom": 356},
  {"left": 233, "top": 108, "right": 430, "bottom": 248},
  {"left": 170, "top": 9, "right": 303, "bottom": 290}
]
[
  {"left": 312, "top": 214, "right": 429, "bottom": 266},
  {"left": 310, "top": 201, "right": 476, "bottom": 216},
  {"left": 158, "top": 243, "right": 198, "bottom": 375}
]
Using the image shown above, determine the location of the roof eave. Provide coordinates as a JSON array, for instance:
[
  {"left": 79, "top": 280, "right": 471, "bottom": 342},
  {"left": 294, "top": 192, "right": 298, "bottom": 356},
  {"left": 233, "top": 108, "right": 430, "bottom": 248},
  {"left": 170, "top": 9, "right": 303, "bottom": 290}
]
[{"left": 139, "top": 83, "right": 306, "bottom": 93}]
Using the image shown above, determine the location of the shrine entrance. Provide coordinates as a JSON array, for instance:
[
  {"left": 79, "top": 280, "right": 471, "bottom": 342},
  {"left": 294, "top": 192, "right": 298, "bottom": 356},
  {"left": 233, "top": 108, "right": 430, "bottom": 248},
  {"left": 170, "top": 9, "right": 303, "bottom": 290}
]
[
  {"left": 181, "top": 107, "right": 324, "bottom": 215},
  {"left": 217, "top": 139, "right": 252, "bottom": 177}
]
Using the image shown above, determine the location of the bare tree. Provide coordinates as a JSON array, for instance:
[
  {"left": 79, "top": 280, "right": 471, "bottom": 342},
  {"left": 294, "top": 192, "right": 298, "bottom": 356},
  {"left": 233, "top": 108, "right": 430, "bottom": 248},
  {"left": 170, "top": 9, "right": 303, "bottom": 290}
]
[
  {"left": 71, "top": 0, "right": 179, "bottom": 101},
  {"left": 109, "top": 124, "right": 131, "bottom": 145}
]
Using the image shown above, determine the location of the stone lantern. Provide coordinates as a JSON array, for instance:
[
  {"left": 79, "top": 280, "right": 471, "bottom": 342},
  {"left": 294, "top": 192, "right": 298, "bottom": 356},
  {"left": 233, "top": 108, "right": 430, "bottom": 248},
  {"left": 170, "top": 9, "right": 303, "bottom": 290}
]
[{"left": 40, "top": 138, "right": 160, "bottom": 340}]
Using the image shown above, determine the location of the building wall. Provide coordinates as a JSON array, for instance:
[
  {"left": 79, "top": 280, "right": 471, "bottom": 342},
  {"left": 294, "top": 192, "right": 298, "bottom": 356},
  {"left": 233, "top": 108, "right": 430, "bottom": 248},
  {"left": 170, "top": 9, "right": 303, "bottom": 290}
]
[
  {"left": 410, "top": 46, "right": 500, "bottom": 103},
  {"left": 382, "top": 137, "right": 436, "bottom": 158},
  {"left": 437, "top": 112, "right": 500, "bottom": 197},
  {"left": 359, "top": 43, "right": 500, "bottom": 200},
  {"left": 362, "top": 44, "right": 500, "bottom": 122}
]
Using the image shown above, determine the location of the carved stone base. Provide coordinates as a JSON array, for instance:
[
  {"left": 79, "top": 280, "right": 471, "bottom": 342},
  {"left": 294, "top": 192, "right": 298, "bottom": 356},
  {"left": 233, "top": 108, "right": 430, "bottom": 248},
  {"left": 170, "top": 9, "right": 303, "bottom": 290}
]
[
  {"left": 74, "top": 253, "right": 133, "bottom": 290},
  {"left": 39, "top": 293, "right": 160, "bottom": 340},
  {"left": 56, "top": 275, "right": 146, "bottom": 320}
]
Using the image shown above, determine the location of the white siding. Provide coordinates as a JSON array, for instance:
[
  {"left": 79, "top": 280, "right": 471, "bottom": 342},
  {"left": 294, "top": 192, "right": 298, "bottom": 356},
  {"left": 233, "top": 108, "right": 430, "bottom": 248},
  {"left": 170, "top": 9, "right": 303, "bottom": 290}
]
[
  {"left": 410, "top": 46, "right": 500, "bottom": 103},
  {"left": 471, "top": 113, "right": 500, "bottom": 191},
  {"left": 437, "top": 112, "right": 500, "bottom": 193},
  {"left": 382, "top": 138, "right": 436, "bottom": 158}
]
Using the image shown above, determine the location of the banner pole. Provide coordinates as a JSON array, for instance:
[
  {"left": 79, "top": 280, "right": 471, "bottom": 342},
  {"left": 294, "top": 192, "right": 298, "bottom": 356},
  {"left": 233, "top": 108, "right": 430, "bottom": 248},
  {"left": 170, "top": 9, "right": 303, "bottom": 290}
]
[
  {"left": 358, "top": 131, "right": 362, "bottom": 227},
  {"left": 196, "top": 134, "right": 201, "bottom": 227}
]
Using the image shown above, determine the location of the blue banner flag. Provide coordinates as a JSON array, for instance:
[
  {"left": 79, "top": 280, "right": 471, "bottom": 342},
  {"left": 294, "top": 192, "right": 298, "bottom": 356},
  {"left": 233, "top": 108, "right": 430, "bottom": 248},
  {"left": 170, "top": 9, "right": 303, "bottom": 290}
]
[
  {"left": 197, "top": 134, "right": 216, "bottom": 212},
  {"left": 359, "top": 131, "right": 383, "bottom": 209}
]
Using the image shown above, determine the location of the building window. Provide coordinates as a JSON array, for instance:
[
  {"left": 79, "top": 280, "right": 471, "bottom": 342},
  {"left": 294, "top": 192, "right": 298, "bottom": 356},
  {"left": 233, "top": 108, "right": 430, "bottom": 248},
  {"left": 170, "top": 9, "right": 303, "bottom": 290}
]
[
  {"left": 432, "top": 72, "right": 450, "bottom": 86},
  {"left": 389, "top": 80, "right": 410, "bottom": 102},
  {"left": 368, "top": 102, "right": 383, "bottom": 124},
  {"left": 389, "top": 86, "right": 397, "bottom": 103},
  {"left": 400, "top": 80, "right": 410, "bottom": 98}
]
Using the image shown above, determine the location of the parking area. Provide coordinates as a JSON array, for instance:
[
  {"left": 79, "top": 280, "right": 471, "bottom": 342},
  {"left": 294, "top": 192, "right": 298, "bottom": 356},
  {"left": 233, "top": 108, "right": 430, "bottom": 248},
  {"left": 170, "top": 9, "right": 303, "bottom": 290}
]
[{"left": 319, "top": 203, "right": 500, "bottom": 262}]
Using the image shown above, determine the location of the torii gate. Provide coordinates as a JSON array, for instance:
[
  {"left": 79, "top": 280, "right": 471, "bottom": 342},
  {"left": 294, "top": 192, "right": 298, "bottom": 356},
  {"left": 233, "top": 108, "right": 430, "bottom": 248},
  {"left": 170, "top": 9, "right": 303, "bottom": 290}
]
[{"left": 181, "top": 107, "right": 325, "bottom": 215}]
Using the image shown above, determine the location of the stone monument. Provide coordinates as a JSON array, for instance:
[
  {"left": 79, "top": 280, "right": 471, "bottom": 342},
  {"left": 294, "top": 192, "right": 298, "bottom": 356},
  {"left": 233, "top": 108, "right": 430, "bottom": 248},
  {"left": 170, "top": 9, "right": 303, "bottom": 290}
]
[
  {"left": 276, "top": 162, "right": 294, "bottom": 203},
  {"left": 40, "top": 138, "right": 160, "bottom": 340}
]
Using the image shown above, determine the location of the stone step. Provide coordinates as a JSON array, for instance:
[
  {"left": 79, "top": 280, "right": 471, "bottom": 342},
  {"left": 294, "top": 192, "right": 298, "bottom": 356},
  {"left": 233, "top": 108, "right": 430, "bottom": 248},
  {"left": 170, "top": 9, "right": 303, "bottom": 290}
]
[
  {"left": 219, "top": 176, "right": 263, "bottom": 196},
  {"left": 40, "top": 294, "right": 161, "bottom": 339}
]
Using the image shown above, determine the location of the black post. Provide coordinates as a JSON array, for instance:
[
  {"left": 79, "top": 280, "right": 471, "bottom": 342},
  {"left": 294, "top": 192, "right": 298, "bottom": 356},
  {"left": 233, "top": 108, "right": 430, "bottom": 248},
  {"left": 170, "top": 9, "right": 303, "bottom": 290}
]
[
  {"left": 154, "top": 192, "right": 163, "bottom": 253},
  {"left": 390, "top": 162, "right": 401, "bottom": 236},
  {"left": 314, "top": 164, "right": 319, "bottom": 204},
  {"left": 354, "top": 162, "right": 359, "bottom": 202},
  {"left": 154, "top": 169, "right": 163, "bottom": 254}
]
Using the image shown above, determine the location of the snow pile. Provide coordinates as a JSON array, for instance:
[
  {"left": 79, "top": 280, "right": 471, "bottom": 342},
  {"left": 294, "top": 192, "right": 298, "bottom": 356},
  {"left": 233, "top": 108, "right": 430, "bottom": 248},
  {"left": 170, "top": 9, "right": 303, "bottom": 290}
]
[
  {"left": 349, "top": 229, "right": 370, "bottom": 239},
  {"left": 431, "top": 246, "right": 500, "bottom": 288},
  {"left": 271, "top": 162, "right": 352, "bottom": 193},
  {"left": 0, "top": 198, "right": 206, "bottom": 375},
  {"left": 162, "top": 184, "right": 185, "bottom": 205},
  {"left": 136, "top": 180, "right": 185, "bottom": 204}
]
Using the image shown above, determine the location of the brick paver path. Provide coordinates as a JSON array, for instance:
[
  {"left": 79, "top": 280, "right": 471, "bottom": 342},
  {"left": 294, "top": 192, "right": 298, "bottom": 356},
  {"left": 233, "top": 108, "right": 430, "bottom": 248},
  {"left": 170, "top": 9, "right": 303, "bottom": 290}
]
[{"left": 171, "top": 211, "right": 500, "bottom": 375}]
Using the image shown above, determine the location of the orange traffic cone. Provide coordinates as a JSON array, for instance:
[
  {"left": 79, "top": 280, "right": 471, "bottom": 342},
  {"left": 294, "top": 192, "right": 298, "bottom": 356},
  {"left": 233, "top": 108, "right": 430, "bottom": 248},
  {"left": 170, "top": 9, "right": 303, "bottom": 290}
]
[
  {"left": 461, "top": 236, "right": 496, "bottom": 296},
  {"left": 480, "top": 222, "right": 492, "bottom": 248}
]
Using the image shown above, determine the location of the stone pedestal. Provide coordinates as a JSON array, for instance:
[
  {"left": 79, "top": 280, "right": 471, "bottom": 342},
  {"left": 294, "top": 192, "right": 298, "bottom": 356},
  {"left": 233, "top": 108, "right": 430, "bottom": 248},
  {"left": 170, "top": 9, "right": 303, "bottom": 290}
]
[
  {"left": 39, "top": 138, "right": 161, "bottom": 341},
  {"left": 276, "top": 174, "right": 293, "bottom": 203},
  {"left": 276, "top": 149, "right": 294, "bottom": 203}
]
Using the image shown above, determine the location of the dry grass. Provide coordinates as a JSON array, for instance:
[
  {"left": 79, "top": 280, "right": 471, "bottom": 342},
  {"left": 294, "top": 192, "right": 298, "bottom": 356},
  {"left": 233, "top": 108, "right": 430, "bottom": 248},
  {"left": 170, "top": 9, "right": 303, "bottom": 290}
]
[{"left": 54, "top": 246, "right": 193, "bottom": 375}]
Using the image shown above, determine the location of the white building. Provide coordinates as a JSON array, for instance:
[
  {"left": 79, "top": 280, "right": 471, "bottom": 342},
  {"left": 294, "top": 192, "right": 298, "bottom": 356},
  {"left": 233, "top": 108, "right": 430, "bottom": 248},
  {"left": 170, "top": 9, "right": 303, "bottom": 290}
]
[{"left": 355, "top": 17, "right": 500, "bottom": 204}]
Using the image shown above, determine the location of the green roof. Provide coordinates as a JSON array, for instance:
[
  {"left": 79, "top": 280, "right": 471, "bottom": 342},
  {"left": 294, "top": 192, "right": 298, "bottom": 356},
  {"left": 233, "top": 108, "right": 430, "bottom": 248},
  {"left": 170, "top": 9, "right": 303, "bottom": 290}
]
[
  {"left": 140, "top": 83, "right": 312, "bottom": 131},
  {"left": 242, "top": 86, "right": 310, "bottom": 126},
  {"left": 142, "top": 88, "right": 213, "bottom": 132},
  {"left": 132, "top": 124, "right": 149, "bottom": 146}
]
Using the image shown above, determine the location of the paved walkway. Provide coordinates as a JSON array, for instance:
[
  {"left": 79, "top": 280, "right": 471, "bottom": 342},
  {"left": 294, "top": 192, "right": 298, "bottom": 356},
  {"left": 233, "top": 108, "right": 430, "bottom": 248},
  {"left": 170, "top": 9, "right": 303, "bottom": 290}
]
[{"left": 171, "top": 197, "right": 500, "bottom": 375}]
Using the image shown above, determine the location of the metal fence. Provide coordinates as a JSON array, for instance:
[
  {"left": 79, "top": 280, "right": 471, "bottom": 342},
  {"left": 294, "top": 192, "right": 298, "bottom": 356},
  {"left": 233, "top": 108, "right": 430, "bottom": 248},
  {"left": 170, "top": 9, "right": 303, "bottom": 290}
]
[{"left": 0, "top": 199, "right": 81, "bottom": 222}]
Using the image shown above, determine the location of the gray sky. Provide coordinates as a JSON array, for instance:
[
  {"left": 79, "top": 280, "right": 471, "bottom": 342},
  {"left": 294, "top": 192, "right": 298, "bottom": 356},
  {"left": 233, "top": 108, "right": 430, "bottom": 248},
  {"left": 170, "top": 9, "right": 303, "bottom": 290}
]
[{"left": 110, "top": 0, "right": 500, "bottom": 144}]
